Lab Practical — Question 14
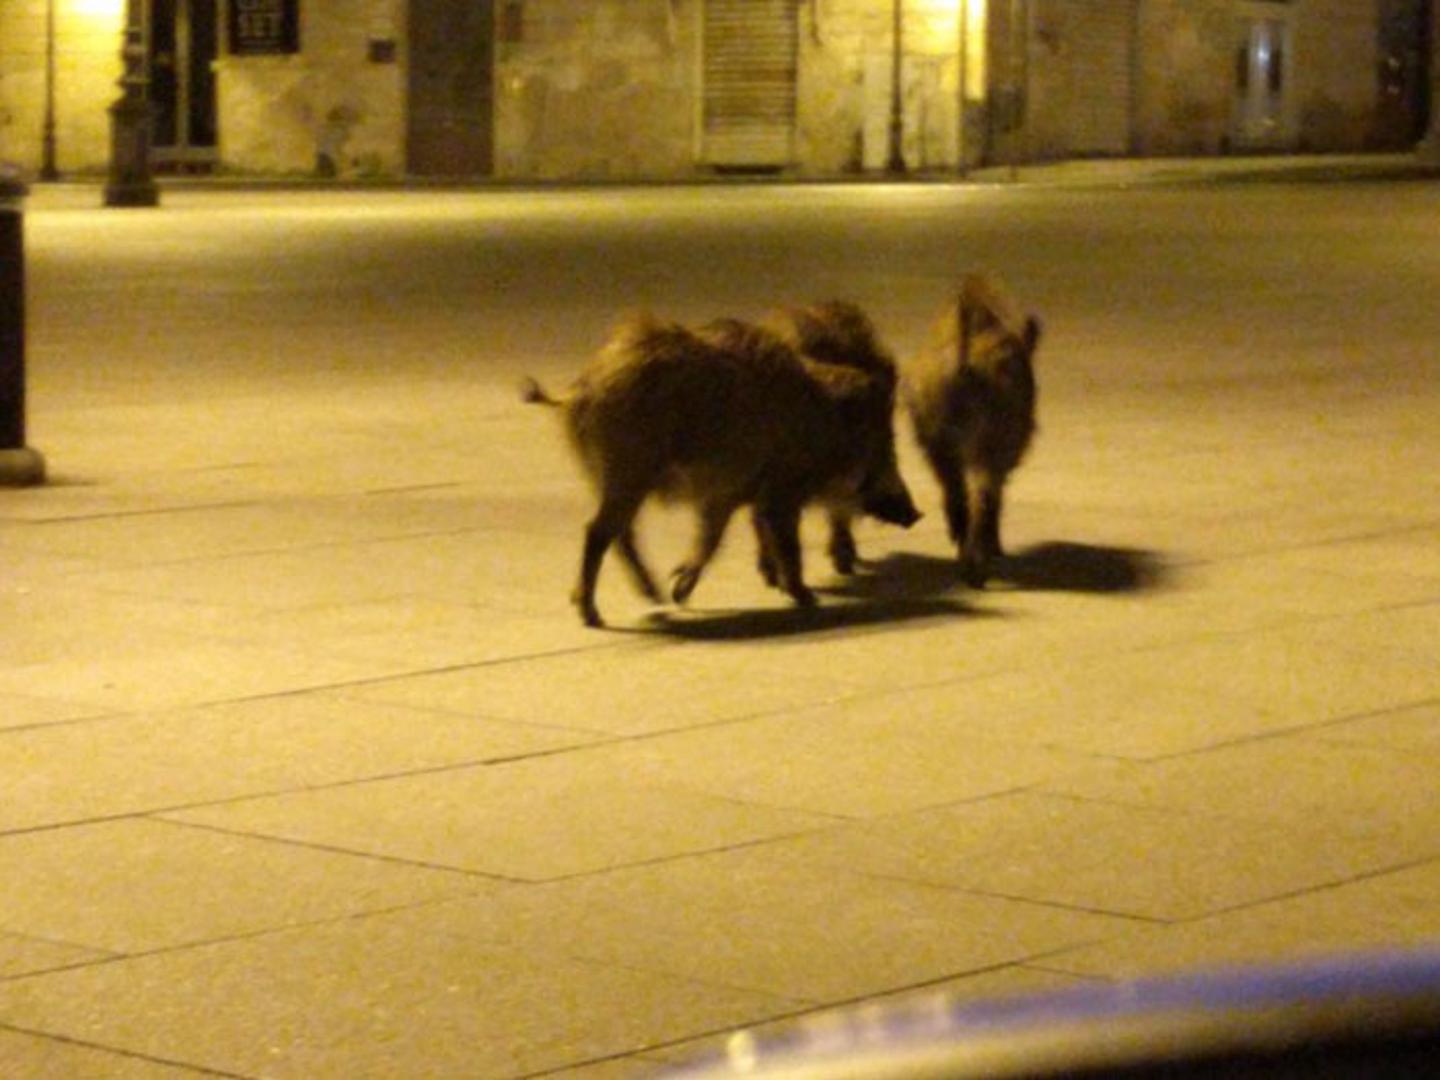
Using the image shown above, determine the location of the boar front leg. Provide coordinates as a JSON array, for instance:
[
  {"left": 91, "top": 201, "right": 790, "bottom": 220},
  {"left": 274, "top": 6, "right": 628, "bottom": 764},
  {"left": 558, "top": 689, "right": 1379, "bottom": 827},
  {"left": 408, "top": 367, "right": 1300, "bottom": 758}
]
[
  {"left": 752, "top": 508, "right": 781, "bottom": 588},
  {"left": 921, "top": 435, "right": 969, "bottom": 557},
  {"left": 755, "top": 500, "right": 816, "bottom": 609},
  {"left": 961, "top": 467, "right": 1003, "bottom": 587}
]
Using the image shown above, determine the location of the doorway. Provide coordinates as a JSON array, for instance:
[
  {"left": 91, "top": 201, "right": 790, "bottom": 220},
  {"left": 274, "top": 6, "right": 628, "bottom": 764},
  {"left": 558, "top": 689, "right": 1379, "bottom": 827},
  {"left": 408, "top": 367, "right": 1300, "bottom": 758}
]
[
  {"left": 407, "top": 0, "right": 495, "bottom": 177},
  {"left": 1233, "top": 13, "right": 1290, "bottom": 149},
  {"left": 149, "top": 0, "right": 219, "bottom": 172}
]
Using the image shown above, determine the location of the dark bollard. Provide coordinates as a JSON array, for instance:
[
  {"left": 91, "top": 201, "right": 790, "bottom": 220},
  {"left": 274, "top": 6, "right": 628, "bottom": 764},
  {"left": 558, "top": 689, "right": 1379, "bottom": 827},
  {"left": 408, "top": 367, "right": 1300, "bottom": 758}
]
[{"left": 1, "top": 172, "right": 46, "bottom": 487}]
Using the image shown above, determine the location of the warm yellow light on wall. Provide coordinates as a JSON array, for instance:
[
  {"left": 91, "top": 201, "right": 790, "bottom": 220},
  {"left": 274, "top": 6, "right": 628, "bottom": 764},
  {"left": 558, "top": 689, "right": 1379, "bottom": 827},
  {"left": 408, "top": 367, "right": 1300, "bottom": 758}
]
[
  {"left": 69, "top": 0, "right": 125, "bottom": 18},
  {"left": 964, "top": 0, "right": 987, "bottom": 99}
]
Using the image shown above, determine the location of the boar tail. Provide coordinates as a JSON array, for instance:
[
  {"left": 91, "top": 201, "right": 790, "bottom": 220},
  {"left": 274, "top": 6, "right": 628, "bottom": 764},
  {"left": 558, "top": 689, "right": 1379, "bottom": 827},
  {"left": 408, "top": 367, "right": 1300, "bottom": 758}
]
[{"left": 520, "top": 376, "right": 563, "bottom": 407}]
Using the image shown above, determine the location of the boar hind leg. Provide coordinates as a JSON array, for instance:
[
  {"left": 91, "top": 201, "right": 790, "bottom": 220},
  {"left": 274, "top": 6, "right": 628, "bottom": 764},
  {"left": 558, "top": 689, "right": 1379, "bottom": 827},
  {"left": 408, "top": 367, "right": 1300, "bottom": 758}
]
[
  {"left": 672, "top": 500, "right": 738, "bottom": 605},
  {"left": 961, "top": 469, "right": 1003, "bottom": 588},
  {"left": 922, "top": 437, "right": 968, "bottom": 555},
  {"left": 752, "top": 508, "right": 781, "bottom": 589},
  {"left": 616, "top": 528, "right": 662, "bottom": 602},
  {"left": 826, "top": 509, "right": 858, "bottom": 576},
  {"left": 574, "top": 495, "right": 643, "bottom": 627},
  {"left": 756, "top": 502, "right": 816, "bottom": 609}
]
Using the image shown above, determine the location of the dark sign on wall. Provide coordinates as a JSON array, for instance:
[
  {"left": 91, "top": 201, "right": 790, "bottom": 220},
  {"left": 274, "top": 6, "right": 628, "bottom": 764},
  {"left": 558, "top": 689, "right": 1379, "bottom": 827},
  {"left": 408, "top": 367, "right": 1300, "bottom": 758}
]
[{"left": 229, "top": 0, "right": 300, "bottom": 56}]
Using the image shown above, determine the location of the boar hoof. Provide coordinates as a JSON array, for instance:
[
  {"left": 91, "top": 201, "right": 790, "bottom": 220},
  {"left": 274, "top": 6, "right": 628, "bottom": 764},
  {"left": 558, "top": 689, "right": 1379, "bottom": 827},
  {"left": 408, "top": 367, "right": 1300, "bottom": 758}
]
[
  {"left": 788, "top": 586, "right": 819, "bottom": 609},
  {"left": 572, "top": 587, "right": 605, "bottom": 627},
  {"left": 828, "top": 538, "right": 857, "bottom": 576},
  {"left": 671, "top": 566, "right": 700, "bottom": 605},
  {"left": 959, "top": 555, "right": 989, "bottom": 589}
]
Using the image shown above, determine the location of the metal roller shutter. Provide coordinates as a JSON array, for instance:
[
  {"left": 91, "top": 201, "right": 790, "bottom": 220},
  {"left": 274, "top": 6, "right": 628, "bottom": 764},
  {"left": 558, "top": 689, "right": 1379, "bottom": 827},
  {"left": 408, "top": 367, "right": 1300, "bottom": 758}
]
[{"left": 702, "top": 0, "right": 798, "bottom": 168}]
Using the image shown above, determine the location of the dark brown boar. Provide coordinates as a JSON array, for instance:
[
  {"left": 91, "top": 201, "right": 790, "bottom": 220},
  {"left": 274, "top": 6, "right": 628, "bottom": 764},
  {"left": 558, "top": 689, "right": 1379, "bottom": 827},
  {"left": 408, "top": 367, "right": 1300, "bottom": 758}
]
[
  {"left": 905, "top": 274, "right": 1040, "bottom": 586},
  {"left": 523, "top": 314, "right": 919, "bottom": 627},
  {"left": 762, "top": 300, "right": 907, "bottom": 579}
]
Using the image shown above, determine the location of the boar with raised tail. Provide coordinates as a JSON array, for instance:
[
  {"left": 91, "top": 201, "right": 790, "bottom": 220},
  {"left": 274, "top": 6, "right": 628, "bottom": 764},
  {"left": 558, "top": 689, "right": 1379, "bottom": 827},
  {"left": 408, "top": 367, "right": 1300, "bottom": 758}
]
[
  {"left": 906, "top": 274, "right": 1040, "bottom": 587},
  {"left": 522, "top": 313, "right": 920, "bottom": 627}
]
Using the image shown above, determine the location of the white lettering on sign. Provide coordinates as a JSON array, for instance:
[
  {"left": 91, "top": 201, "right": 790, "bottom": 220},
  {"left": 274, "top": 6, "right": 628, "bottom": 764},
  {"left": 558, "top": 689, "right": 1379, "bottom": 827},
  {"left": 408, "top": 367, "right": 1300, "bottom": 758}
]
[{"left": 239, "top": 14, "right": 283, "bottom": 37}]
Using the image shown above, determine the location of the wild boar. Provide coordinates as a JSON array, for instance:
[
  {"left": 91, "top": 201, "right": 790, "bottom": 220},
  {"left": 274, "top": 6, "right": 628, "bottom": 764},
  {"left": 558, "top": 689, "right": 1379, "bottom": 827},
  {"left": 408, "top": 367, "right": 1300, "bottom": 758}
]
[
  {"left": 763, "top": 300, "right": 905, "bottom": 579},
  {"left": 523, "top": 313, "right": 919, "bottom": 626},
  {"left": 905, "top": 274, "right": 1040, "bottom": 586}
]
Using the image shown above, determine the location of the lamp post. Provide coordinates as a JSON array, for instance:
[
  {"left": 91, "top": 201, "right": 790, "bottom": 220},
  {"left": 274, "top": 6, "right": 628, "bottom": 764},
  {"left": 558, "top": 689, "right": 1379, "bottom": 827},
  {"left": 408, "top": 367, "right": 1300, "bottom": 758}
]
[
  {"left": 105, "top": 0, "right": 160, "bottom": 207},
  {"left": 886, "top": 0, "right": 906, "bottom": 174},
  {"left": 40, "top": 0, "right": 59, "bottom": 182}
]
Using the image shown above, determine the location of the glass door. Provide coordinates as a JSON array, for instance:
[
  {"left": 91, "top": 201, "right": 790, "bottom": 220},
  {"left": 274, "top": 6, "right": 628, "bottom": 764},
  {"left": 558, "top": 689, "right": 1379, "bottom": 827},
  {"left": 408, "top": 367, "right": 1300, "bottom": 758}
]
[{"left": 149, "top": 0, "right": 219, "bottom": 172}]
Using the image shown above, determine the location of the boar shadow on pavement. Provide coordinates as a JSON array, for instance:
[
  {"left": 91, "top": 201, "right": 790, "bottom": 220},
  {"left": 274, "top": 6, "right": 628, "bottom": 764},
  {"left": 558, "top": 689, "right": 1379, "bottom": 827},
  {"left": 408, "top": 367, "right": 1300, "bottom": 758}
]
[
  {"left": 639, "top": 593, "right": 981, "bottom": 642},
  {"left": 991, "top": 541, "right": 1169, "bottom": 593},
  {"left": 830, "top": 542, "right": 1168, "bottom": 599}
]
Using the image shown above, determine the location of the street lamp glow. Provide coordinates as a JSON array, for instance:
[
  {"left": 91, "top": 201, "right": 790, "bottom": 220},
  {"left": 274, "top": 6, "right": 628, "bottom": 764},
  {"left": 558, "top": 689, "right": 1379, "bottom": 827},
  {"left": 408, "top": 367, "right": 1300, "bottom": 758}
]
[
  {"left": 965, "top": 0, "right": 987, "bottom": 99},
  {"left": 71, "top": 0, "right": 125, "bottom": 16}
]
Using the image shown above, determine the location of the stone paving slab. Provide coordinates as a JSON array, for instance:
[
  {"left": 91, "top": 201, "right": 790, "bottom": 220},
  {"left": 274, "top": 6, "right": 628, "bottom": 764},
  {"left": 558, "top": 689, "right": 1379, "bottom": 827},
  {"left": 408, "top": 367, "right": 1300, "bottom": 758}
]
[
  {"left": 0, "top": 819, "right": 485, "bottom": 955},
  {"left": 3, "top": 177, "right": 1439, "bottom": 1076},
  {"left": 1046, "top": 859, "right": 1440, "bottom": 980},
  {"left": 2, "top": 691, "right": 605, "bottom": 832},
  {"left": 763, "top": 791, "right": 1425, "bottom": 922},
  {"left": 363, "top": 847, "right": 1134, "bottom": 1004},
  {"left": 0, "top": 1031, "right": 211, "bottom": 1080},
  {"left": 0, "top": 917, "right": 794, "bottom": 1079},
  {"left": 161, "top": 757, "right": 837, "bottom": 882}
]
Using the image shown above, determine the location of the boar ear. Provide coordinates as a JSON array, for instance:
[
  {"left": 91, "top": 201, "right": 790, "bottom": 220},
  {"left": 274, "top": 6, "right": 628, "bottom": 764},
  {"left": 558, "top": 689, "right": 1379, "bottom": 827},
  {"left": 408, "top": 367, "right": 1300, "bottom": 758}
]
[{"left": 1021, "top": 315, "right": 1042, "bottom": 355}]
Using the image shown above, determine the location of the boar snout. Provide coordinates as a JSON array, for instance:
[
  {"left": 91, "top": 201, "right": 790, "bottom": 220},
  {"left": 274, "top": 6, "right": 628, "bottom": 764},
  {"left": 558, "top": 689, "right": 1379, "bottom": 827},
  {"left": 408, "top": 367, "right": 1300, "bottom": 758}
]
[{"left": 862, "top": 476, "right": 922, "bottom": 528}]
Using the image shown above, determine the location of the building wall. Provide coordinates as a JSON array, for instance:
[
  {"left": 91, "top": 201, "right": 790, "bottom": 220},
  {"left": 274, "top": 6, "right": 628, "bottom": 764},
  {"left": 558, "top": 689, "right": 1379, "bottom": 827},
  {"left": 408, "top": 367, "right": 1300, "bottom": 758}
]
[
  {"left": 1132, "top": 0, "right": 1234, "bottom": 154},
  {"left": 1291, "top": 0, "right": 1386, "bottom": 149},
  {"left": 1134, "top": 0, "right": 1384, "bottom": 156},
  {"left": 1021, "top": 0, "right": 1138, "bottom": 161},
  {"left": 0, "top": 1, "right": 124, "bottom": 175},
  {"left": 795, "top": 0, "right": 965, "bottom": 175},
  {"left": 493, "top": 0, "right": 695, "bottom": 179},
  {"left": 216, "top": 0, "right": 405, "bottom": 176},
  {"left": 489, "top": 0, "right": 967, "bottom": 179}
]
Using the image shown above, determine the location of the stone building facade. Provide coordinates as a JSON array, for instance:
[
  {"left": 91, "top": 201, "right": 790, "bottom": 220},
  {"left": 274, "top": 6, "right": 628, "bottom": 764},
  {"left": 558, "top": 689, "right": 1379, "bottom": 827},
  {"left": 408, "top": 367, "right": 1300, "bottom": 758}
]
[
  {"left": 0, "top": 1, "right": 1427, "bottom": 181},
  {"left": 1, "top": 1, "right": 125, "bottom": 176}
]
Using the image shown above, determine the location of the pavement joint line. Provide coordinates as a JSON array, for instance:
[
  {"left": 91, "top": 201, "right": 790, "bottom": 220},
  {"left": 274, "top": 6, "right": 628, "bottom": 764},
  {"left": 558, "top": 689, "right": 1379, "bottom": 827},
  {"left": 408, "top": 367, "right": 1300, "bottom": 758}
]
[
  {"left": 1126, "top": 699, "right": 1440, "bottom": 764},
  {"left": 0, "top": 1021, "right": 246, "bottom": 1079},
  {"left": 839, "top": 867, "right": 1173, "bottom": 927},
  {"left": 362, "top": 481, "right": 466, "bottom": 496},
  {"left": 147, "top": 814, "right": 527, "bottom": 885},
  {"left": 18, "top": 499, "right": 267, "bottom": 526},
  {"left": 1156, "top": 856, "right": 1440, "bottom": 925},
  {"left": 1207, "top": 518, "right": 1440, "bottom": 563},
  {"left": 1308, "top": 694, "right": 1440, "bottom": 730},
  {"left": 0, "top": 895, "right": 505, "bottom": 986},
  {"left": 151, "top": 811, "right": 853, "bottom": 890}
]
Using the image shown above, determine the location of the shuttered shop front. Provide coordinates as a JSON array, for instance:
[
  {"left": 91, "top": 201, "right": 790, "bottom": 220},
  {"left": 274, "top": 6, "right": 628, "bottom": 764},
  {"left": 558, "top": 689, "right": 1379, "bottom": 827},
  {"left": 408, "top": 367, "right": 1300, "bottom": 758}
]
[{"left": 702, "top": 0, "right": 798, "bottom": 168}]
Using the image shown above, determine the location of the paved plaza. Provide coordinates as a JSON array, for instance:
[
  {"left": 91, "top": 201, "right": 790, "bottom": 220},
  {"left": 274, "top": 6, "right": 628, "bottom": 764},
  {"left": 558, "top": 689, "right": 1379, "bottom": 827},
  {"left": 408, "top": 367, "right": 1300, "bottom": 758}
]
[{"left": 1, "top": 162, "right": 1438, "bottom": 1077}]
